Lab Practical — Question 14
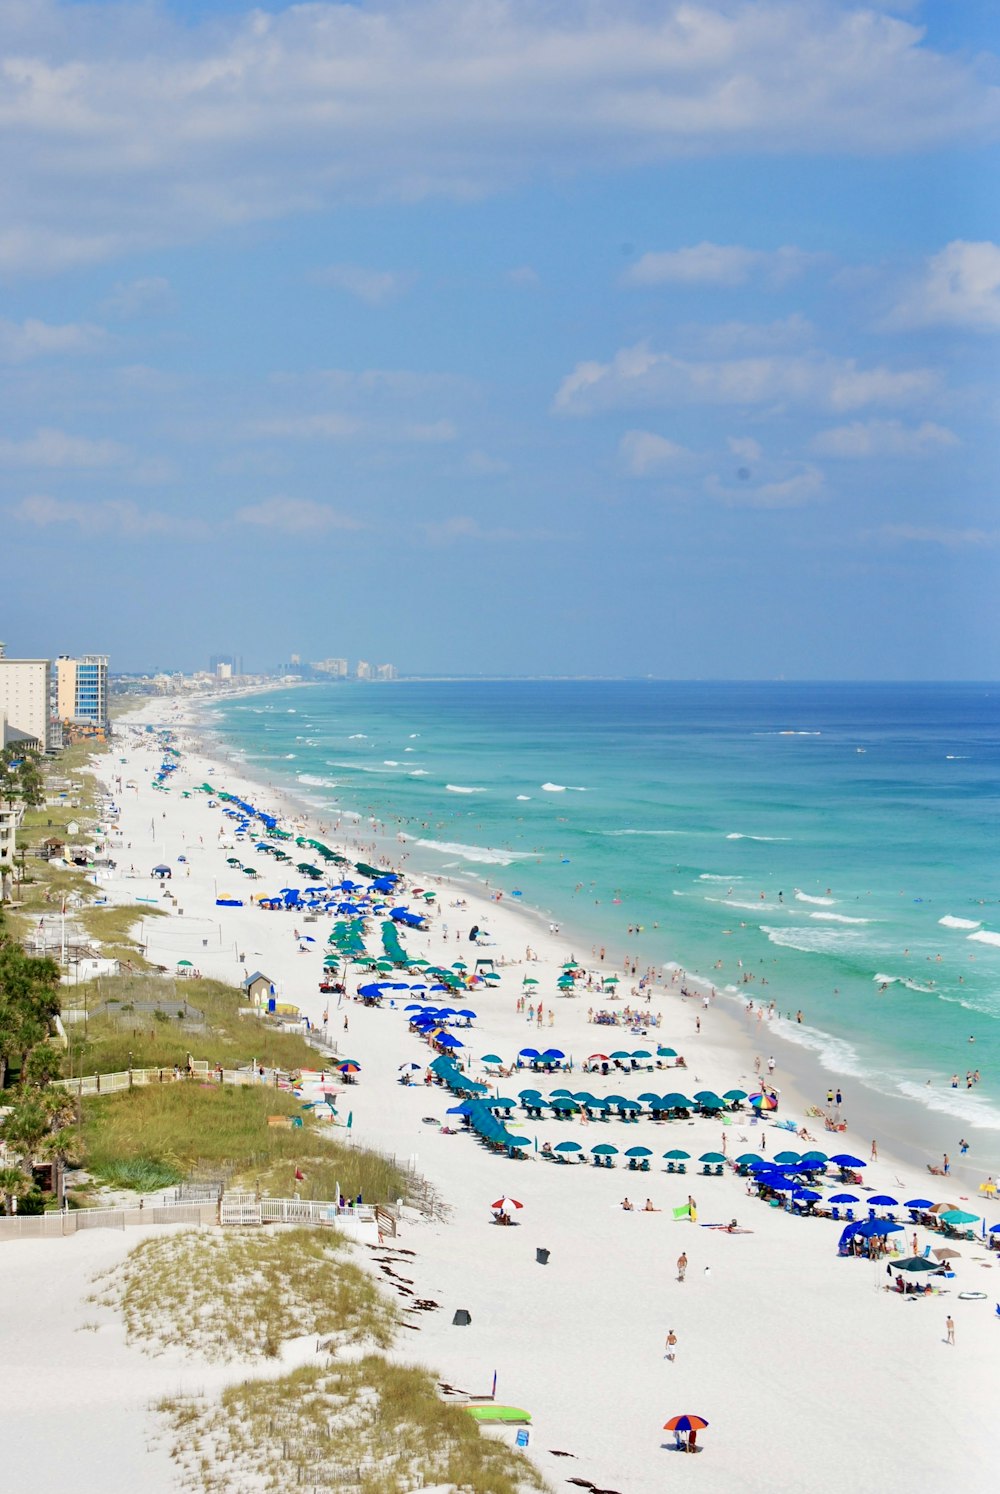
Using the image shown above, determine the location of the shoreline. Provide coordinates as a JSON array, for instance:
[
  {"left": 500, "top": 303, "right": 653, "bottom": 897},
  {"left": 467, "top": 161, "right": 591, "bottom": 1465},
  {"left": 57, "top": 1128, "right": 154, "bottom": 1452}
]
[
  {"left": 43, "top": 690, "right": 993, "bottom": 1492},
  {"left": 196, "top": 685, "right": 1000, "bottom": 1183}
]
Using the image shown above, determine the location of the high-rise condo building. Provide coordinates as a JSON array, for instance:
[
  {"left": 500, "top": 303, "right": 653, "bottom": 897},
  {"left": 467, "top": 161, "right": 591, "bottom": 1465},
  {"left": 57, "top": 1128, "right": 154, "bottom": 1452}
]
[
  {"left": 55, "top": 655, "right": 110, "bottom": 734},
  {"left": 0, "top": 645, "right": 54, "bottom": 751}
]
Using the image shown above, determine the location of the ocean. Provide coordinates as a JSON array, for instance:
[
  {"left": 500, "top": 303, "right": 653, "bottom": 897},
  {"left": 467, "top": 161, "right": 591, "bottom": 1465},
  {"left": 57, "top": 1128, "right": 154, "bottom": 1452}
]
[{"left": 207, "top": 680, "right": 1000, "bottom": 1149}]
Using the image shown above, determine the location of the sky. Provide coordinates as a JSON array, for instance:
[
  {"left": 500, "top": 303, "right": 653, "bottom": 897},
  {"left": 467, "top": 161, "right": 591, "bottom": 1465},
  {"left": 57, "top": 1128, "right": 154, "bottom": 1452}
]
[{"left": 2, "top": 0, "right": 999, "bottom": 679}]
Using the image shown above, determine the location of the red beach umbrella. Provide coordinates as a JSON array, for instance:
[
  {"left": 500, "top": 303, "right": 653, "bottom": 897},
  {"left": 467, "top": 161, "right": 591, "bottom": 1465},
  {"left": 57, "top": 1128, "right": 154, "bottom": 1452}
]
[{"left": 491, "top": 1197, "right": 523, "bottom": 1212}]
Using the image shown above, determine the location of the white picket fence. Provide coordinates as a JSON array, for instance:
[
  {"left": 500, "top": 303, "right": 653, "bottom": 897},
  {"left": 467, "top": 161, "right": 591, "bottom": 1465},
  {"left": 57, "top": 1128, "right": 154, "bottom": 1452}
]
[
  {"left": 53, "top": 1063, "right": 270, "bottom": 1097},
  {"left": 0, "top": 1194, "right": 393, "bottom": 1242},
  {"left": 219, "top": 1192, "right": 377, "bottom": 1229}
]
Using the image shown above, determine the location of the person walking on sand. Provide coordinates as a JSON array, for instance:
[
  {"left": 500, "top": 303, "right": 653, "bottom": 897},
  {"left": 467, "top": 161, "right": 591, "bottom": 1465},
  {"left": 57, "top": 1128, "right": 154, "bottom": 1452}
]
[
  {"left": 871, "top": 1139, "right": 878, "bottom": 1161},
  {"left": 665, "top": 1329, "right": 677, "bottom": 1361},
  {"left": 688, "top": 1195, "right": 698, "bottom": 1224},
  {"left": 677, "top": 1251, "right": 688, "bottom": 1282},
  {"left": 946, "top": 1315, "right": 955, "bottom": 1346}
]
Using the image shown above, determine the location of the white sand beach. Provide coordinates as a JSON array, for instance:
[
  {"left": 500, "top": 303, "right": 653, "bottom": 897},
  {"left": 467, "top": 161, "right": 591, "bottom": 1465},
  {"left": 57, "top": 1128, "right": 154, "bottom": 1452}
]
[{"left": 8, "top": 694, "right": 994, "bottom": 1493}]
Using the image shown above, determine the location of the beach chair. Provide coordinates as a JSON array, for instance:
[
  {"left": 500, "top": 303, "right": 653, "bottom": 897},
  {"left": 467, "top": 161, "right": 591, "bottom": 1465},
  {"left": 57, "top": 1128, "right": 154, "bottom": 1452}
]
[
  {"left": 640, "top": 1158, "right": 650, "bottom": 1172},
  {"left": 628, "top": 1158, "right": 638, "bottom": 1171},
  {"left": 713, "top": 1163, "right": 724, "bottom": 1176},
  {"left": 677, "top": 1162, "right": 687, "bottom": 1175},
  {"left": 666, "top": 1161, "right": 676, "bottom": 1174}
]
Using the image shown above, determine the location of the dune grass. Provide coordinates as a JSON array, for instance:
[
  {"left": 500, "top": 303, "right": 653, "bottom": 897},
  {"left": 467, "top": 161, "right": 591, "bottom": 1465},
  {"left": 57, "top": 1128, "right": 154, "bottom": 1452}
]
[
  {"left": 159, "top": 1356, "right": 548, "bottom": 1494},
  {"left": 96, "top": 1228, "right": 396, "bottom": 1362},
  {"left": 63, "top": 974, "right": 323, "bottom": 1076},
  {"left": 80, "top": 1081, "right": 407, "bottom": 1202}
]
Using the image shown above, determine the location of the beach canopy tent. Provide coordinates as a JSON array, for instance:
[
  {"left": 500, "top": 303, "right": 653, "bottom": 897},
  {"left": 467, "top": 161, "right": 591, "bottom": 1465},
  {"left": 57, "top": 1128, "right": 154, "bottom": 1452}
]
[
  {"left": 839, "top": 1221, "right": 904, "bottom": 1247},
  {"left": 895, "top": 1256, "right": 944, "bottom": 1273}
]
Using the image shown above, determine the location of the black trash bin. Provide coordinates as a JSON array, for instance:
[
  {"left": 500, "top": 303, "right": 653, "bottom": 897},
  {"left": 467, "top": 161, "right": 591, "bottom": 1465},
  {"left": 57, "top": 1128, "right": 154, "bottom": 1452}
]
[
  {"left": 536, "top": 1247, "right": 550, "bottom": 1265},
  {"left": 452, "top": 1308, "right": 472, "bottom": 1326}
]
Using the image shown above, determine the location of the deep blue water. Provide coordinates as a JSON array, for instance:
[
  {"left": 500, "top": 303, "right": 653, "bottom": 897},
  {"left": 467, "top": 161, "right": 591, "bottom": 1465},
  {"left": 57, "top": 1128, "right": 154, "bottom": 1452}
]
[{"left": 209, "top": 680, "right": 1000, "bottom": 1135}]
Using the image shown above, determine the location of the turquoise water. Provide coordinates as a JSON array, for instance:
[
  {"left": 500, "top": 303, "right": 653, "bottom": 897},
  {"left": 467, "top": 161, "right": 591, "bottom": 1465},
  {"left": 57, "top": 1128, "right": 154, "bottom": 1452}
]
[{"left": 209, "top": 680, "right": 1000, "bottom": 1138}]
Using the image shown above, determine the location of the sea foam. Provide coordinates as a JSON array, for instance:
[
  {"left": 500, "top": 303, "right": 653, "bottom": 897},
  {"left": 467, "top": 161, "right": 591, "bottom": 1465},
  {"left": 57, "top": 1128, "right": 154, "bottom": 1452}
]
[
  {"left": 795, "top": 891, "right": 834, "bottom": 905},
  {"left": 446, "top": 784, "right": 486, "bottom": 794},
  {"left": 939, "top": 915, "right": 982, "bottom": 930},
  {"left": 415, "top": 838, "right": 538, "bottom": 866},
  {"left": 968, "top": 930, "right": 1000, "bottom": 948}
]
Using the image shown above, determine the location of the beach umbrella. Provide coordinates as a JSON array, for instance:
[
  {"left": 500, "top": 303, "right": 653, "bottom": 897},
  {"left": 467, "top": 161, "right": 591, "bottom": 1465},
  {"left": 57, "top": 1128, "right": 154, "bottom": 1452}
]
[
  {"left": 699, "top": 1152, "right": 727, "bottom": 1164},
  {"left": 602, "top": 975, "right": 620, "bottom": 985},
  {"left": 586, "top": 1097, "right": 612, "bottom": 1111},
  {"left": 828, "top": 1193, "right": 859, "bottom": 1204},
  {"left": 522, "top": 977, "right": 539, "bottom": 986},
  {"left": 904, "top": 1198, "right": 935, "bottom": 1210},
  {"left": 661, "top": 1093, "right": 691, "bottom": 1108},
  {"left": 749, "top": 1092, "right": 778, "bottom": 1111},
  {"left": 793, "top": 1189, "right": 823, "bottom": 1203},
  {"left": 638, "top": 1091, "right": 662, "bottom": 1103},
  {"left": 550, "top": 1087, "right": 574, "bottom": 1098},
  {"left": 940, "top": 1209, "right": 979, "bottom": 1226},
  {"left": 337, "top": 1061, "right": 361, "bottom": 1075},
  {"left": 176, "top": 959, "right": 193, "bottom": 968},
  {"left": 573, "top": 1091, "right": 598, "bottom": 1104},
  {"left": 550, "top": 1096, "right": 580, "bottom": 1111},
  {"left": 895, "top": 1257, "right": 943, "bottom": 1273},
  {"left": 830, "top": 1154, "right": 865, "bottom": 1167},
  {"left": 928, "top": 1202, "right": 958, "bottom": 1215},
  {"left": 663, "top": 1416, "right": 709, "bottom": 1433},
  {"left": 632, "top": 1049, "right": 652, "bottom": 1059},
  {"left": 610, "top": 1050, "right": 631, "bottom": 1060},
  {"left": 562, "top": 960, "right": 580, "bottom": 970},
  {"left": 591, "top": 1143, "right": 618, "bottom": 1156},
  {"left": 480, "top": 1053, "right": 504, "bottom": 1065},
  {"left": 399, "top": 1062, "right": 421, "bottom": 1071},
  {"left": 657, "top": 1047, "right": 678, "bottom": 1059},
  {"left": 663, "top": 1149, "right": 691, "bottom": 1161},
  {"left": 868, "top": 1195, "right": 899, "bottom": 1207},
  {"left": 801, "top": 1150, "right": 829, "bottom": 1163},
  {"left": 931, "top": 1247, "right": 962, "bottom": 1261},
  {"left": 625, "top": 1146, "right": 653, "bottom": 1158},
  {"left": 735, "top": 1153, "right": 760, "bottom": 1165},
  {"left": 774, "top": 1151, "right": 802, "bottom": 1165},
  {"left": 541, "top": 1048, "right": 566, "bottom": 1060},
  {"left": 519, "top": 1048, "right": 541, "bottom": 1059},
  {"left": 587, "top": 1053, "right": 610, "bottom": 1063},
  {"left": 696, "top": 1093, "right": 725, "bottom": 1109},
  {"left": 456, "top": 1008, "right": 478, "bottom": 1020},
  {"left": 554, "top": 1140, "right": 582, "bottom": 1154},
  {"left": 492, "top": 1197, "right": 523, "bottom": 1213}
]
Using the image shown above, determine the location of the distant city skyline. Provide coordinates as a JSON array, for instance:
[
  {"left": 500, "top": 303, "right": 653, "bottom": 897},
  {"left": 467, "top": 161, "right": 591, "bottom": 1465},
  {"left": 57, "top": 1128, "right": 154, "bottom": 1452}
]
[{"left": 3, "top": 1, "right": 999, "bottom": 680}]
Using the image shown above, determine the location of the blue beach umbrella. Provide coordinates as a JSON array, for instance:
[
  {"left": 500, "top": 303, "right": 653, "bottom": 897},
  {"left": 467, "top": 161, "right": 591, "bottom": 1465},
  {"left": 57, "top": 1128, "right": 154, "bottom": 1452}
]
[
  {"left": 905, "top": 1198, "right": 935, "bottom": 1210},
  {"left": 830, "top": 1154, "right": 866, "bottom": 1167},
  {"left": 828, "top": 1193, "right": 859, "bottom": 1204},
  {"left": 867, "top": 1194, "right": 899, "bottom": 1207}
]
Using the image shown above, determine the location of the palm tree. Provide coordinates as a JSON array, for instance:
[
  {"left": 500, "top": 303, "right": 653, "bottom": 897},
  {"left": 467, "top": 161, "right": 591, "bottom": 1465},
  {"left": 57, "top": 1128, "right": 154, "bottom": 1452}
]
[{"left": 0, "top": 1165, "right": 30, "bottom": 1215}]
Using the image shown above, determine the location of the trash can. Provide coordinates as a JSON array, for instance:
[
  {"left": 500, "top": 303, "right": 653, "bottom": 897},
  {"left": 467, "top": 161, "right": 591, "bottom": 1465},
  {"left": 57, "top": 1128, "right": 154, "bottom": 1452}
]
[
  {"left": 452, "top": 1308, "right": 472, "bottom": 1326},
  {"left": 536, "top": 1247, "right": 550, "bottom": 1265}
]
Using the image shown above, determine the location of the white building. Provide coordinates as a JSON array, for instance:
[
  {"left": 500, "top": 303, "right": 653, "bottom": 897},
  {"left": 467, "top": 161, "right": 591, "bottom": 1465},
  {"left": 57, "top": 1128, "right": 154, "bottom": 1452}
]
[{"left": 0, "top": 647, "right": 53, "bottom": 751}]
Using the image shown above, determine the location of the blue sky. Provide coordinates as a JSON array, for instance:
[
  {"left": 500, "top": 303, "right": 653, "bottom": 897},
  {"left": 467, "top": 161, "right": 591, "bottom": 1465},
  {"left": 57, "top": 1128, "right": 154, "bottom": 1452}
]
[{"left": 3, "top": 0, "right": 999, "bottom": 677}]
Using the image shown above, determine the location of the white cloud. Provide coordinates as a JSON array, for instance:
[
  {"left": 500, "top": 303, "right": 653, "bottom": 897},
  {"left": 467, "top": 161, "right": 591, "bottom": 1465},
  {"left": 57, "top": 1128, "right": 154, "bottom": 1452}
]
[
  {"left": 620, "top": 430, "right": 691, "bottom": 475},
  {"left": 868, "top": 523, "right": 1000, "bottom": 548},
  {"left": 464, "top": 449, "right": 509, "bottom": 476},
  {"left": 887, "top": 240, "right": 1000, "bottom": 331},
  {"left": 404, "top": 420, "right": 457, "bottom": 444},
  {"left": 555, "top": 343, "right": 936, "bottom": 416},
  {"left": 624, "top": 243, "right": 812, "bottom": 288},
  {"left": 0, "top": 427, "right": 127, "bottom": 468},
  {"left": 234, "top": 497, "right": 363, "bottom": 535},
  {"left": 727, "top": 436, "right": 763, "bottom": 464},
  {"left": 101, "top": 276, "right": 173, "bottom": 319},
  {"left": 683, "top": 315, "right": 815, "bottom": 354},
  {"left": 316, "top": 264, "right": 415, "bottom": 305},
  {"left": 0, "top": 3, "right": 995, "bottom": 274},
  {"left": 8, "top": 494, "right": 206, "bottom": 538},
  {"left": 810, "top": 419, "right": 959, "bottom": 457},
  {"left": 250, "top": 413, "right": 364, "bottom": 441},
  {"left": 705, "top": 465, "right": 824, "bottom": 509},
  {"left": 0, "top": 317, "right": 107, "bottom": 361}
]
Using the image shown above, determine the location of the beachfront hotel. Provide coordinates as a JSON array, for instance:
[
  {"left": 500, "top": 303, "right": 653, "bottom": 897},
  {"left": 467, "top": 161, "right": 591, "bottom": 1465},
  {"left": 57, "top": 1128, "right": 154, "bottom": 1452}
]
[
  {"left": 55, "top": 655, "right": 110, "bottom": 738},
  {"left": 0, "top": 647, "right": 54, "bottom": 752}
]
